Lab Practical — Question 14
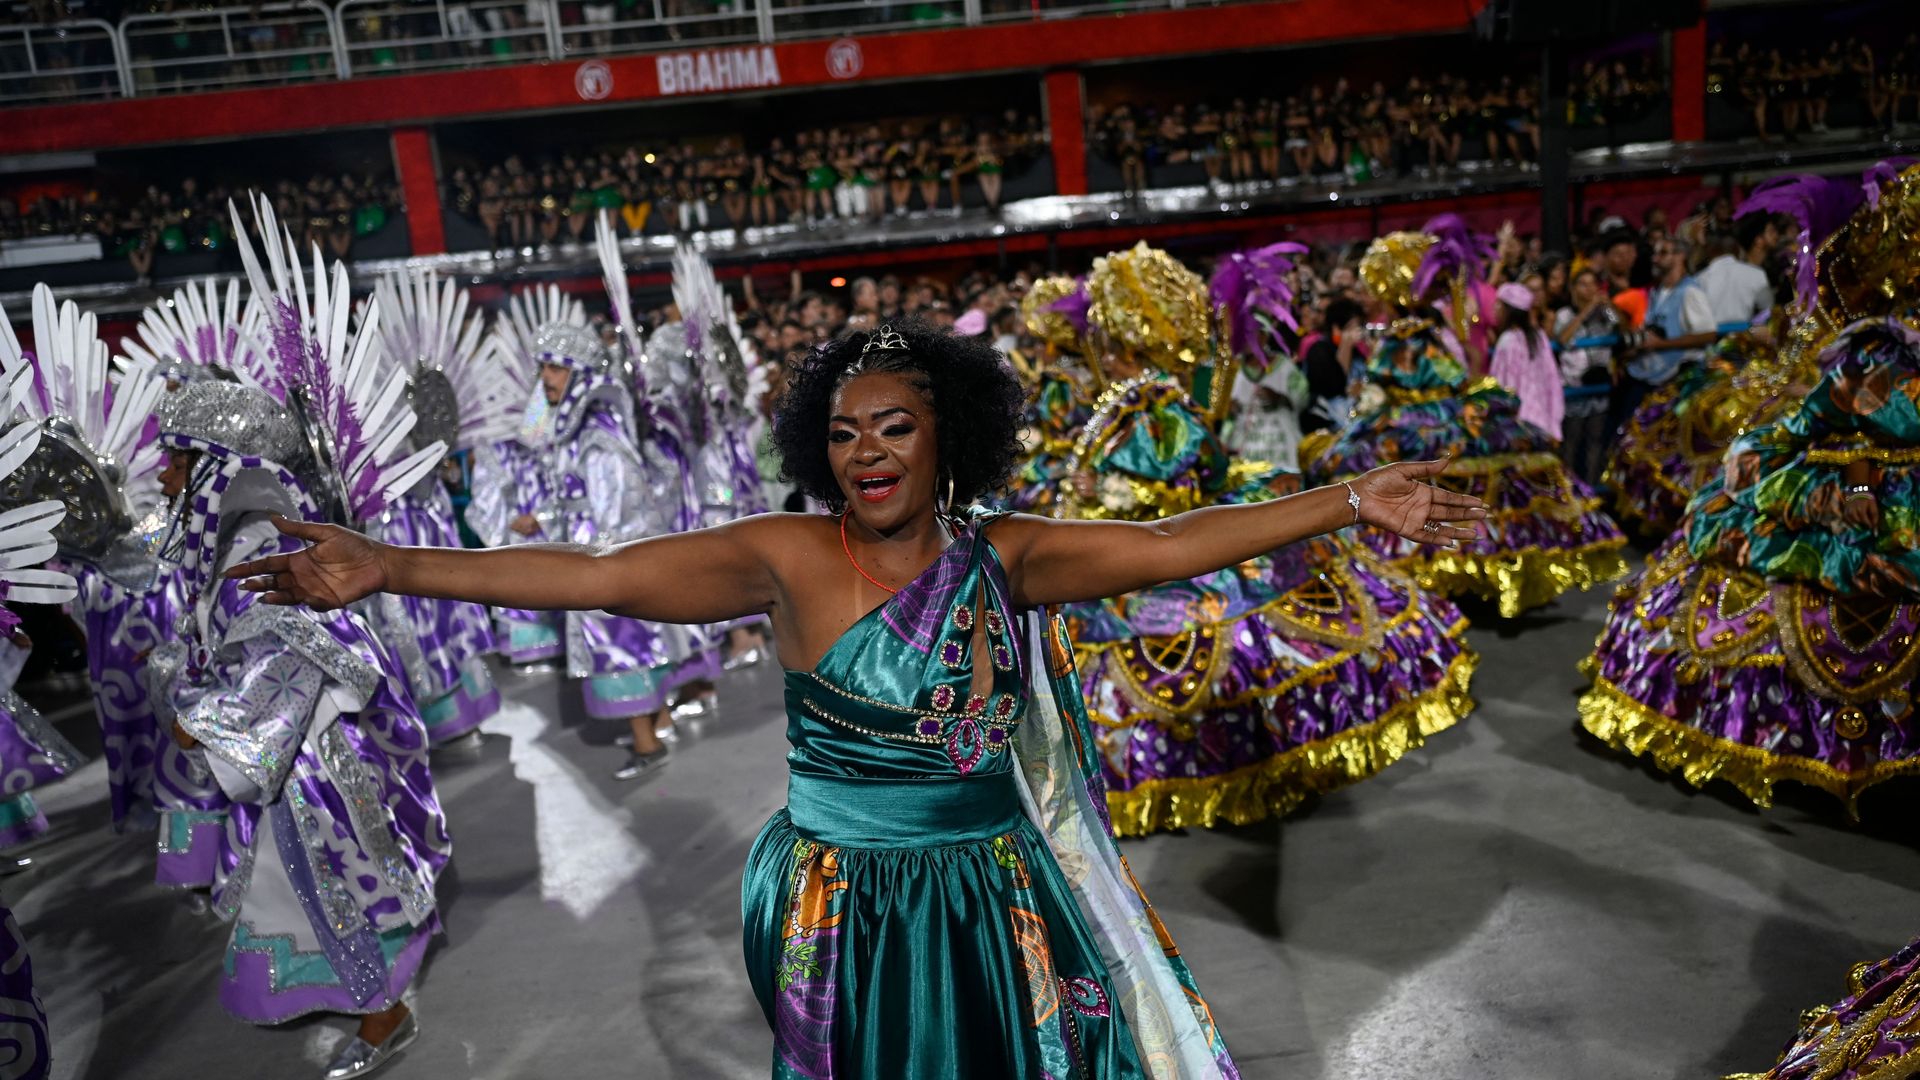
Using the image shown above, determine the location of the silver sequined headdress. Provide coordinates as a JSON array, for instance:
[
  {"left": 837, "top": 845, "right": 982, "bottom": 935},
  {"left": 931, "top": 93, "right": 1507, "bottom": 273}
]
[
  {"left": 0, "top": 284, "right": 166, "bottom": 562},
  {"left": 151, "top": 380, "right": 316, "bottom": 598},
  {"left": 0, "top": 345, "right": 79, "bottom": 635}
]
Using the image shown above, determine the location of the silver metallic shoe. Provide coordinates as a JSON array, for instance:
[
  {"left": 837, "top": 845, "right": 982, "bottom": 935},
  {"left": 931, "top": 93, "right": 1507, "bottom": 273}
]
[
  {"left": 0, "top": 856, "right": 30, "bottom": 876},
  {"left": 323, "top": 1010, "right": 418, "bottom": 1080},
  {"left": 670, "top": 695, "right": 714, "bottom": 721},
  {"left": 612, "top": 745, "right": 671, "bottom": 782},
  {"left": 722, "top": 646, "right": 764, "bottom": 671}
]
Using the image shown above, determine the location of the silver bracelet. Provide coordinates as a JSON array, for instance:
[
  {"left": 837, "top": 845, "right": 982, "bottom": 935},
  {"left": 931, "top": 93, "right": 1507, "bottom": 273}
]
[
  {"left": 1342, "top": 481, "right": 1361, "bottom": 525},
  {"left": 1846, "top": 484, "right": 1873, "bottom": 494}
]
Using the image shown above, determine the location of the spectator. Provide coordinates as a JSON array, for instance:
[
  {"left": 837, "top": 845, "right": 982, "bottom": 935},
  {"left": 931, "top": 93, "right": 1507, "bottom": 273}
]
[
  {"left": 1300, "top": 296, "right": 1366, "bottom": 434},
  {"left": 1554, "top": 267, "right": 1620, "bottom": 487},
  {"left": 1694, "top": 212, "right": 1779, "bottom": 327},
  {"left": 1615, "top": 234, "right": 1715, "bottom": 429},
  {"left": 1489, "top": 282, "right": 1561, "bottom": 440}
]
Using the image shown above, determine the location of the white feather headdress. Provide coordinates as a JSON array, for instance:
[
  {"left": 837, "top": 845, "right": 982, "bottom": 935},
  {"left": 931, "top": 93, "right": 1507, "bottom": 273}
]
[
  {"left": 121, "top": 277, "right": 272, "bottom": 389},
  {"left": 373, "top": 268, "right": 520, "bottom": 451},
  {"left": 0, "top": 284, "right": 166, "bottom": 559},
  {"left": 0, "top": 338, "right": 78, "bottom": 617},
  {"left": 231, "top": 192, "right": 445, "bottom": 525}
]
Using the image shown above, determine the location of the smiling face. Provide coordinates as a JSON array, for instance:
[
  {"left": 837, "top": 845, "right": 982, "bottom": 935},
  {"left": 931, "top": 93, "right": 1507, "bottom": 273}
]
[
  {"left": 541, "top": 362, "right": 573, "bottom": 405},
  {"left": 827, "top": 370, "right": 939, "bottom": 534}
]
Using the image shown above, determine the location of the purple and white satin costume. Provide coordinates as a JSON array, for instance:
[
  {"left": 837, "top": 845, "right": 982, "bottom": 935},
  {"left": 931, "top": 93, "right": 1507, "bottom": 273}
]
[
  {"left": 364, "top": 478, "right": 500, "bottom": 745},
  {"left": 70, "top": 563, "right": 168, "bottom": 832},
  {"left": 466, "top": 438, "right": 564, "bottom": 666},
  {"left": 0, "top": 639, "right": 83, "bottom": 851},
  {"left": 546, "top": 380, "right": 706, "bottom": 717},
  {"left": 162, "top": 516, "right": 452, "bottom": 1023}
]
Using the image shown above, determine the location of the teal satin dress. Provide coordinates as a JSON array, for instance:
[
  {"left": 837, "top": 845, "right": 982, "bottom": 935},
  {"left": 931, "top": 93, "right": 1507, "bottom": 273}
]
[{"left": 741, "top": 516, "right": 1238, "bottom": 1079}]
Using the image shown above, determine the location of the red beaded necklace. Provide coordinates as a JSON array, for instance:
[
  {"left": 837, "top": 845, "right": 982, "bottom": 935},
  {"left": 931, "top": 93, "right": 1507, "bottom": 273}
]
[{"left": 839, "top": 511, "right": 898, "bottom": 595}]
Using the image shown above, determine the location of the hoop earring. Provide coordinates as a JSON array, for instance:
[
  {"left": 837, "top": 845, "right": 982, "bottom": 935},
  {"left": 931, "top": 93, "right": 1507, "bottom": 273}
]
[{"left": 945, "top": 472, "right": 956, "bottom": 512}]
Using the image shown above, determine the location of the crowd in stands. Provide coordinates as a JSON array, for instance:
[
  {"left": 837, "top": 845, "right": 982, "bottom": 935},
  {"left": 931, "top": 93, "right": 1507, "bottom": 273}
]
[
  {"left": 1088, "top": 57, "right": 1663, "bottom": 194},
  {"left": 1712, "top": 33, "right": 1920, "bottom": 140},
  {"left": 444, "top": 109, "right": 1046, "bottom": 249},
  {"left": 669, "top": 183, "right": 1785, "bottom": 517},
  {"left": 0, "top": 172, "right": 399, "bottom": 281},
  {"left": 1268, "top": 194, "right": 1783, "bottom": 488}
]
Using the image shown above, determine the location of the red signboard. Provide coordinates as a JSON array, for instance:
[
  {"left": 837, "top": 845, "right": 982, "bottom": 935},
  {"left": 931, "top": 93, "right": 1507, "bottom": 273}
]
[{"left": 0, "top": 0, "right": 1467, "bottom": 155}]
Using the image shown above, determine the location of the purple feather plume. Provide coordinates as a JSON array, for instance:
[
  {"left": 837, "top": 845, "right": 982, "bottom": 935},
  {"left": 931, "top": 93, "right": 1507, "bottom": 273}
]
[
  {"left": 1412, "top": 214, "right": 1496, "bottom": 302},
  {"left": 1047, "top": 278, "right": 1091, "bottom": 336},
  {"left": 1738, "top": 173, "right": 1869, "bottom": 313},
  {"left": 266, "top": 297, "right": 383, "bottom": 520},
  {"left": 1209, "top": 242, "right": 1307, "bottom": 373},
  {"left": 1863, "top": 157, "right": 1917, "bottom": 207}
]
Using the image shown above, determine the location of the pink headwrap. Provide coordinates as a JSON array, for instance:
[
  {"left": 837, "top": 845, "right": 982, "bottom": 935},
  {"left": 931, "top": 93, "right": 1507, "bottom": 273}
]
[{"left": 1495, "top": 282, "right": 1535, "bottom": 311}]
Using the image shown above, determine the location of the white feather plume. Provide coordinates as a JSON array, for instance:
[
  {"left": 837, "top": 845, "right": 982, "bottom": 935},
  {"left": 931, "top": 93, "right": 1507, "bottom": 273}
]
[
  {"left": 595, "top": 210, "right": 644, "bottom": 361},
  {"left": 120, "top": 277, "right": 272, "bottom": 389},
  {"left": 372, "top": 268, "right": 521, "bottom": 449},
  {"left": 230, "top": 192, "right": 445, "bottom": 522}
]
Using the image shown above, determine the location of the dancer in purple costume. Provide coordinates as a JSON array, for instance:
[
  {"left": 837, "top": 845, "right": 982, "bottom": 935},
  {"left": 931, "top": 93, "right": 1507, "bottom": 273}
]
[
  {"left": 467, "top": 285, "right": 573, "bottom": 669},
  {"left": 151, "top": 381, "right": 448, "bottom": 1075},
  {"left": 525, "top": 319, "right": 699, "bottom": 779},
  {"left": 362, "top": 270, "right": 515, "bottom": 747},
  {"left": 0, "top": 309, "right": 117, "bottom": 1080},
  {"left": 670, "top": 241, "right": 774, "bottom": 666},
  {"left": 1051, "top": 243, "right": 1476, "bottom": 835},
  {"left": 147, "top": 195, "right": 457, "bottom": 1077},
  {"left": 124, "top": 278, "right": 280, "bottom": 880},
  {"left": 1581, "top": 163, "right": 1920, "bottom": 816},
  {"left": 9, "top": 281, "right": 170, "bottom": 834}
]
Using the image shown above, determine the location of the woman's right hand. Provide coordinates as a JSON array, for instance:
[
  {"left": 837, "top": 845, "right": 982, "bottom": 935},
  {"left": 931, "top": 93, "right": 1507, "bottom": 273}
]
[{"left": 225, "top": 516, "right": 390, "bottom": 611}]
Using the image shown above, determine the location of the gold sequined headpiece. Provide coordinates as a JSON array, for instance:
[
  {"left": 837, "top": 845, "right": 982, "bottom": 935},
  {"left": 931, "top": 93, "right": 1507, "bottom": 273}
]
[
  {"left": 1815, "top": 164, "right": 1920, "bottom": 328},
  {"left": 1358, "top": 232, "right": 1437, "bottom": 311},
  {"left": 1085, "top": 242, "right": 1208, "bottom": 372},
  {"left": 1020, "top": 276, "right": 1084, "bottom": 355}
]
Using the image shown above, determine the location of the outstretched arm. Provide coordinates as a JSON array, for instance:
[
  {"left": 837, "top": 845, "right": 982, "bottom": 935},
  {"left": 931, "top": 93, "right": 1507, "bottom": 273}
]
[
  {"left": 994, "top": 460, "right": 1484, "bottom": 608},
  {"left": 228, "top": 513, "right": 786, "bottom": 626}
]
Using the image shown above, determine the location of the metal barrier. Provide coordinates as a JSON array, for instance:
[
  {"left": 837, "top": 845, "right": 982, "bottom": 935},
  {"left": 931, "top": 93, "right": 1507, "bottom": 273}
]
[
  {"left": 766, "top": 0, "right": 969, "bottom": 40},
  {"left": 0, "top": 0, "right": 1243, "bottom": 104},
  {"left": 337, "top": 0, "right": 552, "bottom": 77},
  {"left": 0, "top": 18, "right": 122, "bottom": 105},
  {"left": 553, "top": 0, "right": 761, "bottom": 59},
  {"left": 120, "top": 2, "right": 341, "bottom": 97}
]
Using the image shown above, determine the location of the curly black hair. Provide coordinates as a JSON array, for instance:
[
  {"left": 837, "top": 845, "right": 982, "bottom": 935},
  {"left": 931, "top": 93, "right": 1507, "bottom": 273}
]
[{"left": 773, "top": 317, "right": 1026, "bottom": 512}]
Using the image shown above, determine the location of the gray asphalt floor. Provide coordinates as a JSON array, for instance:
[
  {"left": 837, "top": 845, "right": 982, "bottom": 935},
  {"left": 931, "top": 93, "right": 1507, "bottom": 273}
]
[{"left": 17, "top": 581, "right": 1920, "bottom": 1080}]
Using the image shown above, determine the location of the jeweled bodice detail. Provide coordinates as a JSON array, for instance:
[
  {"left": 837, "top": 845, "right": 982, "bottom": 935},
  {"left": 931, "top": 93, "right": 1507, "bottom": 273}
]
[{"left": 783, "top": 518, "right": 1029, "bottom": 781}]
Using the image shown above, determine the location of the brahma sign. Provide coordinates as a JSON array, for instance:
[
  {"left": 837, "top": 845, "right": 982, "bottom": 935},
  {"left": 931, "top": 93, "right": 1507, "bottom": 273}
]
[{"left": 655, "top": 47, "right": 783, "bottom": 96}]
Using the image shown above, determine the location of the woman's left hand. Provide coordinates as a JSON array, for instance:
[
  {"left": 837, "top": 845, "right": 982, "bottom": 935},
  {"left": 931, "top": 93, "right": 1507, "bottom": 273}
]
[{"left": 1354, "top": 459, "right": 1488, "bottom": 546}]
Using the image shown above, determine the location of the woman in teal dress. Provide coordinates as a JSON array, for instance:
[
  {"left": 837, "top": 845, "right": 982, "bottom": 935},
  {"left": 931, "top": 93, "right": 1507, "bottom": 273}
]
[{"left": 226, "top": 318, "right": 1485, "bottom": 1078}]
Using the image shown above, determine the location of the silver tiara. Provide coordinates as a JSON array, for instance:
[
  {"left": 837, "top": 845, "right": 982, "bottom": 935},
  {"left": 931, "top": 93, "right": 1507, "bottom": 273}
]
[
  {"left": 845, "top": 323, "right": 908, "bottom": 378},
  {"left": 863, "top": 324, "right": 909, "bottom": 354}
]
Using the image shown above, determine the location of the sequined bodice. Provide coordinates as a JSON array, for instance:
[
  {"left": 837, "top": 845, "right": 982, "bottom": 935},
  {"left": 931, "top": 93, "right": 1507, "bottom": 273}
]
[{"left": 781, "top": 520, "right": 1029, "bottom": 782}]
